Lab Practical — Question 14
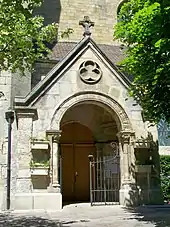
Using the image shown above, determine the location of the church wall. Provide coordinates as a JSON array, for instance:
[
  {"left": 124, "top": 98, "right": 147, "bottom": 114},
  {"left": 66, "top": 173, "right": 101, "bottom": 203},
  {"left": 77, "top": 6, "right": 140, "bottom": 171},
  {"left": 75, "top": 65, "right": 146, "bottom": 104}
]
[
  {"left": 58, "top": 0, "right": 122, "bottom": 44},
  {"left": 0, "top": 71, "right": 12, "bottom": 202},
  {"left": 0, "top": 70, "right": 32, "bottom": 171},
  {"left": 33, "top": 0, "right": 61, "bottom": 26},
  {"left": 0, "top": 71, "right": 12, "bottom": 139},
  {"left": 0, "top": 70, "right": 32, "bottom": 209},
  {"left": 31, "top": 60, "right": 57, "bottom": 89},
  {"left": 35, "top": 0, "right": 123, "bottom": 44}
]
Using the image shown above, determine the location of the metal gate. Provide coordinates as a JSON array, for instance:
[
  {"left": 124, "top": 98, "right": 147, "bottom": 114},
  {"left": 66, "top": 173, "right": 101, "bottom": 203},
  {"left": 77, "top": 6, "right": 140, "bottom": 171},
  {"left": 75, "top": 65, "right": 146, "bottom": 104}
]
[{"left": 89, "top": 142, "right": 120, "bottom": 205}]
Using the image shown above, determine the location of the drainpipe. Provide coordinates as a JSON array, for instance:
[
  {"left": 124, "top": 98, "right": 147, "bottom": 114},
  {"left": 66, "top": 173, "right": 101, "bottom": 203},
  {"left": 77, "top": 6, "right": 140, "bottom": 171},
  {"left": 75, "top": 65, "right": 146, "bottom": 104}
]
[
  {"left": 5, "top": 72, "right": 15, "bottom": 210},
  {"left": 5, "top": 109, "right": 14, "bottom": 210}
]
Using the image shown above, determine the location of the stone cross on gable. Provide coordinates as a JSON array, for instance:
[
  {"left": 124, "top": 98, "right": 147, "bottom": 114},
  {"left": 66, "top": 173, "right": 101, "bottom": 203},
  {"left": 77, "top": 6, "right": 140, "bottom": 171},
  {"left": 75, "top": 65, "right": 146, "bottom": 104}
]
[{"left": 79, "top": 16, "right": 95, "bottom": 36}]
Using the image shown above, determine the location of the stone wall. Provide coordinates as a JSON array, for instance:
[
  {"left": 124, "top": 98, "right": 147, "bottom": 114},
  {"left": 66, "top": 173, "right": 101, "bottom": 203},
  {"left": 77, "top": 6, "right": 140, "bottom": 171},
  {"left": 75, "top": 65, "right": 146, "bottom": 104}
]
[
  {"left": 31, "top": 60, "right": 57, "bottom": 89},
  {"left": 35, "top": 0, "right": 123, "bottom": 44},
  {"left": 0, "top": 71, "right": 12, "bottom": 209},
  {"left": 0, "top": 70, "right": 33, "bottom": 209}
]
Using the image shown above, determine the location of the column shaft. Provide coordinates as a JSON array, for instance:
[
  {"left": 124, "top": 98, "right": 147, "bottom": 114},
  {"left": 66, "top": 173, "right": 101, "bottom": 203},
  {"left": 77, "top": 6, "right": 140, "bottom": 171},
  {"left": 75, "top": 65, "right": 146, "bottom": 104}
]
[
  {"left": 122, "top": 142, "right": 130, "bottom": 181},
  {"left": 46, "top": 130, "right": 61, "bottom": 192},
  {"left": 51, "top": 139, "right": 59, "bottom": 187}
]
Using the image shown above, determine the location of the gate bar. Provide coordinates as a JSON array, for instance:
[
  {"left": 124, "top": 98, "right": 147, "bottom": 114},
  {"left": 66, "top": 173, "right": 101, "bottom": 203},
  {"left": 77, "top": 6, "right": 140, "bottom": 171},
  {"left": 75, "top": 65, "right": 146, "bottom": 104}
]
[{"left": 88, "top": 155, "right": 93, "bottom": 206}]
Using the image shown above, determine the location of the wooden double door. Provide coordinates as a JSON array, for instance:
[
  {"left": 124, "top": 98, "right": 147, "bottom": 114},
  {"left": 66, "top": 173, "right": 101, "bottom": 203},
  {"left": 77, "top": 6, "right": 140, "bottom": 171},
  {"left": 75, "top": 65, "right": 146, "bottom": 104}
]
[{"left": 61, "top": 143, "right": 95, "bottom": 202}]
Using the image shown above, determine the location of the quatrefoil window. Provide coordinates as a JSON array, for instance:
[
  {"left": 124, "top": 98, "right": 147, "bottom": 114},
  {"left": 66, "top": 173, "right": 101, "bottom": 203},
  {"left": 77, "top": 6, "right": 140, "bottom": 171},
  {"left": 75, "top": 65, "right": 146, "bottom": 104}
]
[{"left": 79, "top": 60, "right": 102, "bottom": 84}]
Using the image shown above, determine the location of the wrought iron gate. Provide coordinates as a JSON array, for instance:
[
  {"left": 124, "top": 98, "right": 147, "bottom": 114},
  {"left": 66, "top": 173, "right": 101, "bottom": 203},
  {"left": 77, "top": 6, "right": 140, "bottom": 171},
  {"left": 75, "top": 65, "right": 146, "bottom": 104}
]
[{"left": 89, "top": 142, "right": 120, "bottom": 205}]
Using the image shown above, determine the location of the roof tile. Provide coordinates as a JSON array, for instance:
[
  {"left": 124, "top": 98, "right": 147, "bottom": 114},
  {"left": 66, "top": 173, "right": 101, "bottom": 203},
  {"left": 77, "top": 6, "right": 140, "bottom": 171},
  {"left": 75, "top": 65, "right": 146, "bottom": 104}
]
[{"left": 50, "top": 42, "right": 126, "bottom": 65}]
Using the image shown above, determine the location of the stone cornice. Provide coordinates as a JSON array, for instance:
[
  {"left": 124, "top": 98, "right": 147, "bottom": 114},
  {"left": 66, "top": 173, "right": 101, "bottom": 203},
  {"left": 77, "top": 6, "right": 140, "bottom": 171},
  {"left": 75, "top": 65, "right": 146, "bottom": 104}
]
[{"left": 15, "top": 106, "right": 38, "bottom": 121}]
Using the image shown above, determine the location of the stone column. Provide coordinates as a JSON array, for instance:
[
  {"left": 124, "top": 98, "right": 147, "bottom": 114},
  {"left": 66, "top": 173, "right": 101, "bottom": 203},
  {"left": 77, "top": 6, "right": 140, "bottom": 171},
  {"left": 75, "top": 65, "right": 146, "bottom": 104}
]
[
  {"left": 13, "top": 107, "right": 37, "bottom": 210},
  {"left": 46, "top": 130, "right": 61, "bottom": 193},
  {"left": 117, "top": 131, "right": 131, "bottom": 182},
  {"left": 117, "top": 130, "right": 139, "bottom": 206},
  {"left": 15, "top": 108, "right": 37, "bottom": 193},
  {"left": 129, "top": 133, "right": 136, "bottom": 185}
]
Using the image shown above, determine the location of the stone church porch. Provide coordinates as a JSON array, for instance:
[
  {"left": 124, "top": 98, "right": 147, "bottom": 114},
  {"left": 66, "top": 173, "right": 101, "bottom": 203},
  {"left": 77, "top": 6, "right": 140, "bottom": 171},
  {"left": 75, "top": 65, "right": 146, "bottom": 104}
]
[{"left": 12, "top": 96, "right": 162, "bottom": 210}]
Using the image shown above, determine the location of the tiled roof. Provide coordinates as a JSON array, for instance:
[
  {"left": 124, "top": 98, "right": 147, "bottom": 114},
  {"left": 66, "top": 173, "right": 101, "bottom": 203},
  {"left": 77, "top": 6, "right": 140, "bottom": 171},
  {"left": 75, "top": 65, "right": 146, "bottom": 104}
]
[
  {"left": 31, "top": 40, "right": 132, "bottom": 90},
  {"left": 50, "top": 42, "right": 126, "bottom": 65}
]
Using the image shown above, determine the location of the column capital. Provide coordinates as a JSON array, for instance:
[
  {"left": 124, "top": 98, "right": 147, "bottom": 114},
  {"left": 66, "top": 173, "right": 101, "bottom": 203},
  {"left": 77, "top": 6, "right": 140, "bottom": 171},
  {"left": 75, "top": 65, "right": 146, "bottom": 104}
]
[
  {"left": 117, "top": 131, "right": 135, "bottom": 143},
  {"left": 46, "top": 130, "right": 62, "bottom": 142},
  {"left": 15, "top": 106, "right": 38, "bottom": 121}
]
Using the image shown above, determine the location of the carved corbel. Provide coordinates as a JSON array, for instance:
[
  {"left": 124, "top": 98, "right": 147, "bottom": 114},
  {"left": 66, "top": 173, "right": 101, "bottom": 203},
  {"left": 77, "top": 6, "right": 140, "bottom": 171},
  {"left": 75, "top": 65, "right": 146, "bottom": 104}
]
[
  {"left": 46, "top": 130, "right": 62, "bottom": 142},
  {"left": 117, "top": 131, "right": 135, "bottom": 144}
]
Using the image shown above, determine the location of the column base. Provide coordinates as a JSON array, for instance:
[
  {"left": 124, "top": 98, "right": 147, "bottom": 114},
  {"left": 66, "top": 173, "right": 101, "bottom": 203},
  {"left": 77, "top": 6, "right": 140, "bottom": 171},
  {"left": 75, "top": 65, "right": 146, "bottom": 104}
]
[
  {"left": 119, "top": 182, "right": 139, "bottom": 206},
  {"left": 13, "top": 192, "right": 62, "bottom": 210},
  {"left": 47, "top": 184, "right": 61, "bottom": 193}
]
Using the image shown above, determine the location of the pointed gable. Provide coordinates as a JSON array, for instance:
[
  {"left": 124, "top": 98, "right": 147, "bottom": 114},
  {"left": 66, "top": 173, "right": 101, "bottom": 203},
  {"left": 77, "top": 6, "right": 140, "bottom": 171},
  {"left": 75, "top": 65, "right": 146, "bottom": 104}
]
[{"left": 15, "top": 36, "right": 131, "bottom": 107}]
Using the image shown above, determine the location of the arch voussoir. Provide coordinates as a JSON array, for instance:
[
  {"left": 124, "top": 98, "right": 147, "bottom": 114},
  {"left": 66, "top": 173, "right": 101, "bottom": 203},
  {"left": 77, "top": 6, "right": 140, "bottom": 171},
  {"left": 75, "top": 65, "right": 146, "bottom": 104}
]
[{"left": 50, "top": 92, "right": 132, "bottom": 132}]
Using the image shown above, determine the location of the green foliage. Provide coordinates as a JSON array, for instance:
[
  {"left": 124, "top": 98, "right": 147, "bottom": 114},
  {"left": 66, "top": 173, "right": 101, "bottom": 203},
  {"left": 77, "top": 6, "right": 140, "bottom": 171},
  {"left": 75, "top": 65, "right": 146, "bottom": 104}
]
[
  {"left": 160, "top": 155, "right": 170, "bottom": 201},
  {"left": 114, "top": 0, "right": 170, "bottom": 124},
  {"left": 30, "top": 159, "right": 50, "bottom": 168},
  {"left": 0, "top": 0, "right": 73, "bottom": 74}
]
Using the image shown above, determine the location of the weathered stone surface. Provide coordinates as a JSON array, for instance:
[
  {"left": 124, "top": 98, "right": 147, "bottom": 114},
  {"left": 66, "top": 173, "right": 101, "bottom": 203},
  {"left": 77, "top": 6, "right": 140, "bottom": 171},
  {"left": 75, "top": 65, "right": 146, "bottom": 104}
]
[
  {"left": 16, "top": 179, "right": 32, "bottom": 193},
  {"left": 57, "top": 0, "right": 122, "bottom": 44}
]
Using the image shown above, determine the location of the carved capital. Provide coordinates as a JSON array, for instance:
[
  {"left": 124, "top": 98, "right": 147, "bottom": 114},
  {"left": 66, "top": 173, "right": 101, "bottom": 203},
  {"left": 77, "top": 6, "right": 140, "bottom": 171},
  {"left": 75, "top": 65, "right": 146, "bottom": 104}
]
[
  {"left": 46, "top": 130, "right": 62, "bottom": 142},
  {"left": 117, "top": 131, "right": 135, "bottom": 144}
]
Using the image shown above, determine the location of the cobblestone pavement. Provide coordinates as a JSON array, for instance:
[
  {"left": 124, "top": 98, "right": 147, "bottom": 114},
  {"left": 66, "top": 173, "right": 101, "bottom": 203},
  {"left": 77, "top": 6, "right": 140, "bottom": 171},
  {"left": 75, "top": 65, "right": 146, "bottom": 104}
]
[{"left": 1, "top": 204, "right": 170, "bottom": 227}]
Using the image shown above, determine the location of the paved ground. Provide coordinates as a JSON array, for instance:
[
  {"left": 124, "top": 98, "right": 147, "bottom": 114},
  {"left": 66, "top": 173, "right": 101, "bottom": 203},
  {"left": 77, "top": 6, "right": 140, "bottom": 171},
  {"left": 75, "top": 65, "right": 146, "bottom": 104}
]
[{"left": 1, "top": 204, "right": 170, "bottom": 227}]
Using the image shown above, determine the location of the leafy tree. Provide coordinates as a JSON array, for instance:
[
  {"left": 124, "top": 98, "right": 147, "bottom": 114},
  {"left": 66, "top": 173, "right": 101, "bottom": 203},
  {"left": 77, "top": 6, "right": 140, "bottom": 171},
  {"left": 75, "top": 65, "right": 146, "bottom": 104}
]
[
  {"left": 114, "top": 0, "right": 170, "bottom": 124},
  {"left": 160, "top": 155, "right": 170, "bottom": 201},
  {"left": 0, "top": 0, "right": 72, "bottom": 74}
]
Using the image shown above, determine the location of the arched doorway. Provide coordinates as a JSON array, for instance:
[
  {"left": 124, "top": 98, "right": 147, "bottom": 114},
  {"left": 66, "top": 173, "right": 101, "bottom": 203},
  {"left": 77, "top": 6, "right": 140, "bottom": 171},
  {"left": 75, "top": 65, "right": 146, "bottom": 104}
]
[{"left": 59, "top": 102, "right": 120, "bottom": 204}]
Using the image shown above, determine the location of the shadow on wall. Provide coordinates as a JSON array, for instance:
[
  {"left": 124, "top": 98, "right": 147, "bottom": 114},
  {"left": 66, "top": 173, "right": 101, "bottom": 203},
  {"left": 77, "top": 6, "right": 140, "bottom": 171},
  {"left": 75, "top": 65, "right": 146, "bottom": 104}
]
[
  {"left": 123, "top": 206, "right": 170, "bottom": 227},
  {"left": 33, "top": 0, "right": 61, "bottom": 48},
  {"left": 33, "top": 0, "right": 61, "bottom": 26},
  {"left": 121, "top": 133, "right": 169, "bottom": 226},
  {"left": 31, "top": 0, "right": 61, "bottom": 88},
  {"left": 124, "top": 132, "right": 163, "bottom": 206}
]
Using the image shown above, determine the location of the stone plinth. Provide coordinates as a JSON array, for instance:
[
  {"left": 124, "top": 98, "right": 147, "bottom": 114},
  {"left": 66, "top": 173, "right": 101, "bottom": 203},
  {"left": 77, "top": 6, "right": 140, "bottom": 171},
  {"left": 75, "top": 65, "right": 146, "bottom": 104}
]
[
  {"left": 13, "top": 193, "right": 62, "bottom": 210},
  {"left": 119, "top": 183, "right": 139, "bottom": 206}
]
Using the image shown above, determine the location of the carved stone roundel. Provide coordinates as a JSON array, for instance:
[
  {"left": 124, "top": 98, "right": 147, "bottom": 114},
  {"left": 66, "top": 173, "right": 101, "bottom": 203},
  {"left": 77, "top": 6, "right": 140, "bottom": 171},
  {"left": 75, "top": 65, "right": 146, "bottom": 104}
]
[{"left": 79, "top": 60, "right": 102, "bottom": 84}]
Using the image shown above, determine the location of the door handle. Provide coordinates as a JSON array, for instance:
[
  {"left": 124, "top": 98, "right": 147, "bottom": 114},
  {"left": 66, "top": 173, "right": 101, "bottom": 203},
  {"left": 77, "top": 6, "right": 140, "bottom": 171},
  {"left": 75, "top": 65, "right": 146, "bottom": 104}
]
[{"left": 74, "top": 172, "right": 78, "bottom": 183}]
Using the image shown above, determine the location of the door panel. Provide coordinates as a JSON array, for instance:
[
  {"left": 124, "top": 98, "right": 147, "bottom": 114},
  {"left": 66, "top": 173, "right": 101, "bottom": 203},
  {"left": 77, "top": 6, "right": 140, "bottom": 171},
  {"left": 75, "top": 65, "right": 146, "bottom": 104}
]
[
  {"left": 74, "top": 144, "right": 95, "bottom": 201},
  {"left": 61, "top": 143, "right": 96, "bottom": 202},
  {"left": 61, "top": 144, "right": 74, "bottom": 201},
  {"left": 60, "top": 122, "right": 96, "bottom": 202}
]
